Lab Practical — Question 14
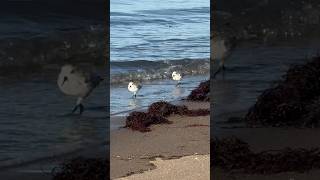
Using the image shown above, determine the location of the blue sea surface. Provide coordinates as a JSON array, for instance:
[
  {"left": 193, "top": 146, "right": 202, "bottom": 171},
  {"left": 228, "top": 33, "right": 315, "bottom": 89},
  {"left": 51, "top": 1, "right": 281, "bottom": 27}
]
[
  {"left": 111, "top": 0, "right": 210, "bottom": 61},
  {"left": 110, "top": 0, "right": 210, "bottom": 115}
]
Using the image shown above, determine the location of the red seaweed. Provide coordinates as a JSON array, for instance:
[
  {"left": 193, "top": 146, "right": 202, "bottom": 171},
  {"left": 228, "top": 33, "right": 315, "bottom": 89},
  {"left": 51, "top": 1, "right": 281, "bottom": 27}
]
[
  {"left": 125, "top": 101, "right": 210, "bottom": 132},
  {"left": 187, "top": 80, "right": 210, "bottom": 101},
  {"left": 245, "top": 56, "right": 320, "bottom": 127},
  {"left": 125, "top": 111, "right": 172, "bottom": 132}
]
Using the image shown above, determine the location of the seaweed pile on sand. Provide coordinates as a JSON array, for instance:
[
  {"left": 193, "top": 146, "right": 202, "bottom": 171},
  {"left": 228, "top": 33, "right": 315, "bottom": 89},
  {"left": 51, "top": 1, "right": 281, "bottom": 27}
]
[
  {"left": 125, "top": 101, "right": 210, "bottom": 132},
  {"left": 245, "top": 56, "right": 320, "bottom": 127},
  {"left": 212, "top": 137, "right": 320, "bottom": 174},
  {"left": 187, "top": 80, "right": 210, "bottom": 101},
  {"left": 52, "top": 157, "right": 108, "bottom": 180}
]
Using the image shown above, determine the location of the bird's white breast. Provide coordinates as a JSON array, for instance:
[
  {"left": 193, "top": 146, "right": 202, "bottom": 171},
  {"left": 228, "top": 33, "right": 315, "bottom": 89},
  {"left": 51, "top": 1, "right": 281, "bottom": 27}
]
[
  {"left": 172, "top": 73, "right": 182, "bottom": 81},
  {"left": 57, "top": 67, "right": 90, "bottom": 97}
]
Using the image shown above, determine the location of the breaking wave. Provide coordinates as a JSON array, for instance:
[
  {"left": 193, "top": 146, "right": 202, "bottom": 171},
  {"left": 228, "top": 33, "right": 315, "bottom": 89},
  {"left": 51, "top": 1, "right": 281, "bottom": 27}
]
[{"left": 110, "top": 58, "right": 209, "bottom": 84}]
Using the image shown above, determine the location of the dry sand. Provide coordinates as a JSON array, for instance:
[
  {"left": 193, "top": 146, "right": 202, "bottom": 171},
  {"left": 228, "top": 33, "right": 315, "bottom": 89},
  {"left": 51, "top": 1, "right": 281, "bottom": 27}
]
[
  {"left": 116, "top": 155, "right": 209, "bottom": 180},
  {"left": 110, "top": 101, "right": 210, "bottom": 179}
]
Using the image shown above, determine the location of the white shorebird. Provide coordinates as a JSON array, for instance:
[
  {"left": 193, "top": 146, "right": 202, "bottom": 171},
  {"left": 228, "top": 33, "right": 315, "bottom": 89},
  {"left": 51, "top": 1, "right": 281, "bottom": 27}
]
[
  {"left": 212, "top": 36, "right": 237, "bottom": 78},
  {"left": 172, "top": 71, "right": 182, "bottom": 85},
  {"left": 128, "top": 81, "right": 142, "bottom": 98},
  {"left": 57, "top": 64, "right": 104, "bottom": 114}
]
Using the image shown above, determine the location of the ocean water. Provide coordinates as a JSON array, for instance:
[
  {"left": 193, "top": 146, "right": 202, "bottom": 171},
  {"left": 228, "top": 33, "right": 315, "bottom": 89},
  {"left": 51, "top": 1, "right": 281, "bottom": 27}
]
[
  {"left": 0, "top": 2, "right": 106, "bottom": 169},
  {"left": 110, "top": 0, "right": 210, "bottom": 61},
  {"left": 212, "top": 40, "right": 320, "bottom": 131},
  {"left": 0, "top": 1, "right": 103, "bottom": 39},
  {"left": 110, "top": 0, "right": 210, "bottom": 114},
  {"left": 0, "top": 73, "right": 107, "bottom": 168},
  {"left": 111, "top": 75, "right": 208, "bottom": 116},
  {"left": 0, "top": 2, "right": 104, "bottom": 71}
]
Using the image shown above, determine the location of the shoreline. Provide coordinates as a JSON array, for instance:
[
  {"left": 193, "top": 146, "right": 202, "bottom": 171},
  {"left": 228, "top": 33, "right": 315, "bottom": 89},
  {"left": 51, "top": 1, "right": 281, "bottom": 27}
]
[{"left": 110, "top": 74, "right": 209, "bottom": 124}]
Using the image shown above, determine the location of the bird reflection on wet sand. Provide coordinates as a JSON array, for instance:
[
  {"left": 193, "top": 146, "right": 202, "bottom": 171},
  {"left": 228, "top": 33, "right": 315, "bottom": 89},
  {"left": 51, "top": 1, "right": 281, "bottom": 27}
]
[
  {"left": 128, "top": 98, "right": 142, "bottom": 109},
  {"left": 172, "top": 86, "right": 185, "bottom": 97}
]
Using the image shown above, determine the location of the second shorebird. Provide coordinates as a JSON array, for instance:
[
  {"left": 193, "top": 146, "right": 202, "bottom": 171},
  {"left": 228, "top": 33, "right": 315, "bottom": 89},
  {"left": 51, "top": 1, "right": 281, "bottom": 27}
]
[
  {"left": 172, "top": 71, "right": 182, "bottom": 85},
  {"left": 57, "top": 64, "right": 104, "bottom": 114},
  {"left": 128, "top": 81, "right": 142, "bottom": 98},
  {"left": 212, "top": 36, "right": 237, "bottom": 78}
]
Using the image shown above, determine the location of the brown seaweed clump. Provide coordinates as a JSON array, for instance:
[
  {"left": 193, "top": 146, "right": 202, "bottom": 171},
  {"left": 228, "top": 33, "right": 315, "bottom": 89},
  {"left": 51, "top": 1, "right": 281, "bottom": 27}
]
[
  {"left": 148, "top": 101, "right": 210, "bottom": 117},
  {"left": 52, "top": 157, "right": 108, "bottom": 180},
  {"left": 212, "top": 137, "right": 320, "bottom": 174},
  {"left": 125, "top": 111, "right": 172, "bottom": 132},
  {"left": 245, "top": 56, "right": 320, "bottom": 127},
  {"left": 125, "top": 101, "right": 210, "bottom": 132},
  {"left": 187, "top": 80, "right": 210, "bottom": 101}
]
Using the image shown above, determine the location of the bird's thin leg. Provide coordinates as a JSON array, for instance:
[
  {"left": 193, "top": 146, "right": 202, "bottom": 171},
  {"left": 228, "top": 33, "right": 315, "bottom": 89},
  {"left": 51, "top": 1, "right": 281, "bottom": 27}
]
[
  {"left": 221, "top": 57, "right": 226, "bottom": 70},
  {"left": 79, "top": 104, "right": 84, "bottom": 114},
  {"left": 222, "top": 68, "right": 226, "bottom": 80},
  {"left": 222, "top": 64, "right": 226, "bottom": 70},
  {"left": 176, "top": 82, "right": 179, "bottom": 87},
  {"left": 213, "top": 67, "right": 222, "bottom": 78},
  {"left": 72, "top": 105, "right": 79, "bottom": 114},
  {"left": 213, "top": 58, "right": 226, "bottom": 78},
  {"left": 72, "top": 97, "right": 84, "bottom": 114}
]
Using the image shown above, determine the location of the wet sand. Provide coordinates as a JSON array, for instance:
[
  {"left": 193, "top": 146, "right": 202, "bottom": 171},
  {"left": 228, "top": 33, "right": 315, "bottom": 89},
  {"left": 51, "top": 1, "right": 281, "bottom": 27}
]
[
  {"left": 214, "top": 111, "right": 320, "bottom": 179},
  {"left": 216, "top": 126, "right": 320, "bottom": 151},
  {"left": 110, "top": 101, "right": 210, "bottom": 179},
  {"left": 0, "top": 143, "right": 107, "bottom": 180}
]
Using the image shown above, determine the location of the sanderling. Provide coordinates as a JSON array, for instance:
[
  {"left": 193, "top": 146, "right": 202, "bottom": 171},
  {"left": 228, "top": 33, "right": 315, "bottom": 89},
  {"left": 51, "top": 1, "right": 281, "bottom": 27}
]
[
  {"left": 57, "top": 64, "right": 104, "bottom": 114},
  {"left": 172, "top": 71, "right": 182, "bottom": 85},
  {"left": 212, "top": 36, "right": 237, "bottom": 78},
  {"left": 128, "top": 81, "right": 142, "bottom": 98}
]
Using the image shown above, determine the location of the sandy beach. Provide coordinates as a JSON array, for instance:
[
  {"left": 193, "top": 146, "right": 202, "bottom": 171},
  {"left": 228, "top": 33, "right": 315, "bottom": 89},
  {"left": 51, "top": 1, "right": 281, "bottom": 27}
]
[
  {"left": 213, "top": 109, "right": 320, "bottom": 179},
  {"left": 0, "top": 143, "right": 107, "bottom": 180},
  {"left": 110, "top": 101, "right": 210, "bottom": 179},
  {"left": 116, "top": 154, "right": 209, "bottom": 180}
]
